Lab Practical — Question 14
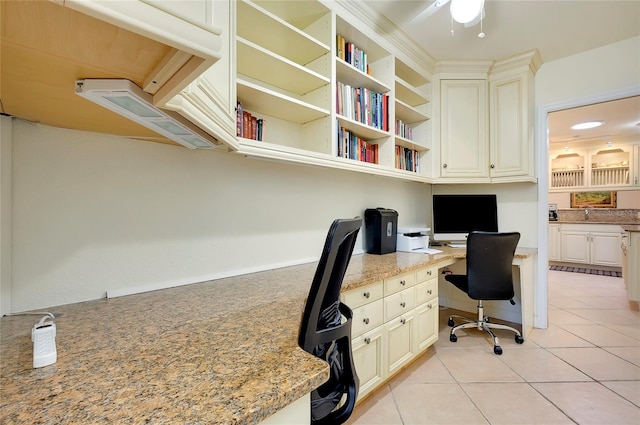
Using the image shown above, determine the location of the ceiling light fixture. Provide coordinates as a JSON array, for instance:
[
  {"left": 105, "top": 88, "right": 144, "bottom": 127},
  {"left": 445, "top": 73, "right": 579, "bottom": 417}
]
[
  {"left": 450, "top": 0, "right": 484, "bottom": 24},
  {"left": 571, "top": 120, "right": 604, "bottom": 130},
  {"left": 75, "top": 79, "right": 218, "bottom": 149}
]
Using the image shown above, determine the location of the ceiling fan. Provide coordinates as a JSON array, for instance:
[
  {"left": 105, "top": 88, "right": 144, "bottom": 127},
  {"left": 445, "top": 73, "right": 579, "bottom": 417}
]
[{"left": 411, "top": 0, "right": 486, "bottom": 36}]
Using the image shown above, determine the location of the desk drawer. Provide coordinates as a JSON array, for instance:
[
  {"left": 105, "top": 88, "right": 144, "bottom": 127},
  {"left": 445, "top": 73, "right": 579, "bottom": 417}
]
[
  {"left": 342, "top": 281, "right": 383, "bottom": 310},
  {"left": 384, "top": 287, "right": 416, "bottom": 321},
  {"left": 415, "top": 279, "right": 438, "bottom": 305},
  {"left": 416, "top": 266, "right": 438, "bottom": 283},
  {"left": 384, "top": 272, "right": 416, "bottom": 296},
  {"left": 352, "top": 299, "right": 384, "bottom": 337}
]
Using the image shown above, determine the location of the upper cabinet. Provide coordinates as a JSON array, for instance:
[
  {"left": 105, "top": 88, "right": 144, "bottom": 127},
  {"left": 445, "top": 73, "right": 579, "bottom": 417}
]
[
  {"left": 436, "top": 51, "right": 541, "bottom": 183},
  {"left": 549, "top": 142, "right": 640, "bottom": 191}
]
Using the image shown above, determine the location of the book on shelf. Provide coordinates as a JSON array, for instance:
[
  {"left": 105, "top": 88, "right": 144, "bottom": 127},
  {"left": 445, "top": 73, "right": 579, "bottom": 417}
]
[
  {"left": 236, "top": 101, "right": 264, "bottom": 141},
  {"left": 395, "top": 119, "right": 413, "bottom": 141},
  {"left": 336, "top": 82, "right": 388, "bottom": 131},
  {"left": 395, "top": 146, "right": 419, "bottom": 172},
  {"left": 337, "top": 124, "right": 378, "bottom": 165},
  {"left": 336, "top": 34, "right": 371, "bottom": 75}
]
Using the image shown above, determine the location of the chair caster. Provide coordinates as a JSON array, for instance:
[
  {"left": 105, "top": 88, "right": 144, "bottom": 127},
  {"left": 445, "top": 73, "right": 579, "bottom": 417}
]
[
  {"left": 447, "top": 318, "right": 455, "bottom": 327},
  {"left": 494, "top": 345, "right": 503, "bottom": 355},
  {"left": 515, "top": 335, "right": 524, "bottom": 344},
  {"left": 449, "top": 333, "right": 458, "bottom": 342}
]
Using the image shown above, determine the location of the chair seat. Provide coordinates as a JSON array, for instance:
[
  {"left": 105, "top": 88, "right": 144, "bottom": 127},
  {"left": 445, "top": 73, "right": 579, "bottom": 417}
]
[{"left": 444, "top": 274, "right": 468, "bottom": 293}]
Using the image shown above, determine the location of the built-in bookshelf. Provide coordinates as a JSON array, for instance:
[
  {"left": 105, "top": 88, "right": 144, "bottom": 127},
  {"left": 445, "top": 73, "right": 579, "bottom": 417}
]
[
  {"left": 234, "top": 0, "right": 434, "bottom": 181},
  {"left": 235, "top": 0, "right": 332, "bottom": 152}
]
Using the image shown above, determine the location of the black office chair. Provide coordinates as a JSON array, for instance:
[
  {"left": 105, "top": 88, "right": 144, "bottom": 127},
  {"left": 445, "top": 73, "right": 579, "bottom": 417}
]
[
  {"left": 299, "top": 218, "right": 361, "bottom": 425},
  {"left": 445, "top": 231, "right": 524, "bottom": 355}
]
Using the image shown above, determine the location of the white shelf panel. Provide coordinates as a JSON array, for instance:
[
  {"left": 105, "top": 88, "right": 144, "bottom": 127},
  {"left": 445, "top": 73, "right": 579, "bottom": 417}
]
[
  {"left": 237, "top": 37, "right": 329, "bottom": 96},
  {"left": 237, "top": 0, "right": 330, "bottom": 65},
  {"left": 395, "top": 135, "right": 429, "bottom": 152},
  {"left": 395, "top": 99, "right": 428, "bottom": 124},
  {"left": 395, "top": 77, "right": 428, "bottom": 107},
  {"left": 395, "top": 58, "right": 430, "bottom": 88},
  {"left": 336, "top": 59, "right": 390, "bottom": 94},
  {"left": 337, "top": 115, "right": 390, "bottom": 141},
  {"left": 237, "top": 78, "right": 330, "bottom": 124}
]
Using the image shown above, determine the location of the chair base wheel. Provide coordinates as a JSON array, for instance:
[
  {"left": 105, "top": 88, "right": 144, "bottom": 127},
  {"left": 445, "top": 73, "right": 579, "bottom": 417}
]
[
  {"left": 494, "top": 345, "right": 503, "bottom": 355},
  {"left": 447, "top": 318, "right": 455, "bottom": 327},
  {"left": 515, "top": 335, "right": 524, "bottom": 344},
  {"left": 450, "top": 333, "right": 458, "bottom": 342}
]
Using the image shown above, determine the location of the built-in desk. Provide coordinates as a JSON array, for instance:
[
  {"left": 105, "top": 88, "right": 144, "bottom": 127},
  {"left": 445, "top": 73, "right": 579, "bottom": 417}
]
[{"left": 0, "top": 248, "right": 536, "bottom": 424}]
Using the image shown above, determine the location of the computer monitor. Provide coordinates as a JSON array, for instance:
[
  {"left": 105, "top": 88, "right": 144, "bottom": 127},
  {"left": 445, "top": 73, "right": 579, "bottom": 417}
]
[{"left": 432, "top": 194, "right": 498, "bottom": 243}]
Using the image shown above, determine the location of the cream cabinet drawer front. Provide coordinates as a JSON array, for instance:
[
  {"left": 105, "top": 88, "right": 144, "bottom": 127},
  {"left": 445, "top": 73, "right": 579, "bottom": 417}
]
[
  {"left": 352, "top": 327, "right": 385, "bottom": 399},
  {"left": 416, "top": 266, "right": 437, "bottom": 283},
  {"left": 415, "top": 279, "right": 438, "bottom": 305},
  {"left": 384, "top": 287, "right": 416, "bottom": 322},
  {"left": 384, "top": 271, "right": 416, "bottom": 296},
  {"left": 385, "top": 312, "right": 415, "bottom": 375},
  {"left": 342, "top": 281, "right": 383, "bottom": 310},
  {"left": 352, "top": 299, "right": 384, "bottom": 337}
]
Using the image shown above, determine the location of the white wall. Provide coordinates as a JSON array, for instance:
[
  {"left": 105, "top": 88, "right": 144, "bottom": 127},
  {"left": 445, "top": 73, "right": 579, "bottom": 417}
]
[
  {"left": 10, "top": 120, "right": 429, "bottom": 312},
  {"left": 0, "top": 117, "right": 12, "bottom": 316}
]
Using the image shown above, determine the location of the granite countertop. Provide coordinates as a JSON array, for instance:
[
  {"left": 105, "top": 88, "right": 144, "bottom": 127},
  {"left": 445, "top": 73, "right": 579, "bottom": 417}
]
[{"left": 0, "top": 248, "right": 535, "bottom": 424}]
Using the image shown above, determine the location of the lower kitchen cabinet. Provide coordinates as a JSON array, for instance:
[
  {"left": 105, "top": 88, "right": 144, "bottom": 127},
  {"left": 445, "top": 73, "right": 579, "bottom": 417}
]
[
  {"left": 548, "top": 223, "right": 561, "bottom": 261},
  {"left": 560, "top": 224, "right": 623, "bottom": 267},
  {"left": 341, "top": 265, "right": 439, "bottom": 401},
  {"left": 622, "top": 231, "right": 640, "bottom": 302}
]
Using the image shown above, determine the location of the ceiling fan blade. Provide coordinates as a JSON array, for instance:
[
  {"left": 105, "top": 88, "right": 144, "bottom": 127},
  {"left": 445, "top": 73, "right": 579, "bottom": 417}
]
[{"left": 409, "top": 0, "right": 451, "bottom": 24}]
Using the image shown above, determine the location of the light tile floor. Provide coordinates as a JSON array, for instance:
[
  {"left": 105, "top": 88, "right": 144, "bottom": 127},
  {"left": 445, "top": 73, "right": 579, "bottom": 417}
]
[{"left": 346, "top": 270, "right": 640, "bottom": 425}]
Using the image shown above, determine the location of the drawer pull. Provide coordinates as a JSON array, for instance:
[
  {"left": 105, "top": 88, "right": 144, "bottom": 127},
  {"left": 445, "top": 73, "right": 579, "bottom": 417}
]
[
  {"left": 427, "top": 303, "right": 433, "bottom": 309},
  {"left": 363, "top": 291, "right": 370, "bottom": 299},
  {"left": 400, "top": 302, "right": 406, "bottom": 308},
  {"left": 364, "top": 337, "right": 371, "bottom": 344},
  {"left": 400, "top": 318, "right": 406, "bottom": 325},
  {"left": 427, "top": 289, "right": 433, "bottom": 295},
  {"left": 363, "top": 318, "right": 370, "bottom": 325},
  {"left": 427, "top": 270, "right": 432, "bottom": 276},
  {"left": 400, "top": 280, "right": 406, "bottom": 286}
]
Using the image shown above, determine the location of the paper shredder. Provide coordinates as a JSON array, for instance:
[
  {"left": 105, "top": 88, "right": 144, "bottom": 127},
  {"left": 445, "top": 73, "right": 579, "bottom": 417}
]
[{"left": 364, "top": 208, "right": 398, "bottom": 255}]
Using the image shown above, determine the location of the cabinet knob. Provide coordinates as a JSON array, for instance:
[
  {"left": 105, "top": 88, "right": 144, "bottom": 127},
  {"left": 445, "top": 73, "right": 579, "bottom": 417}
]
[
  {"left": 400, "top": 301, "right": 406, "bottom": 308},
  {"left": 427, "top": 303, "right": 433, "bottom": 309},
  {"left": 443, "top": 163, "right": 448, "bottom": 168},
  {"left": 363, "top": 318, "right": 370, "bottom": 325},
  {"left": 363, "top": 291, "right": 370, "bottom": 298},
  {"left": 400, "top": 318, "right": 406, "bottom": 324},
  {"left": 400, "top": 280, "right": 406, "bottom": 286},
  {"left": 427, "top": 289, "right": 433, "bottom": 295},
  {"left": 490, "top": 163, "right": 495, "bottom": 169},
  {"left": 364, "top": 337, "right": 371, "bottom": 344},
  {"left": 427, "top": 270, "right": 432, "bottom": 276}
]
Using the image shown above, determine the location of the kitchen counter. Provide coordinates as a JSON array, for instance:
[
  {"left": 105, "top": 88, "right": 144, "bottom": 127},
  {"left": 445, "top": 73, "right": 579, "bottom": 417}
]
[{"left": 0, "top": 248, "right": 535, "bottom": 424}]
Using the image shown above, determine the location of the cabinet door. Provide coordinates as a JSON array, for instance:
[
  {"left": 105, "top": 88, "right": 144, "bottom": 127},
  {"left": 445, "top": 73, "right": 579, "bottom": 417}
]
[
  {"left": 352, "top": 326, "right": 385, "bottom": 399},
  {"left": 489, "top": 73, "right": 532, "bottom": 178},
  {"left": 626, "top": 232, "right": 640, "bottom": 301},
  {"left": 590, "top": 232, "right": 622, "bottom": 267},
  {"left": 440, "top": 80, "right": 488, "bottom": 179},
  {"left": 414, "top": 298, "right": 438, "bottom": 353},
  {"left": 633, "top": 144, "right": 640, "bottom": 186},
  {"left": 548, "top": 224, "right": 561, "bottom": 261},
  {"left": 385, "top": 312, "right": 415, "bottom": 376},
  {"left": 561, "top": 231, "right": 590, "bottom": 264}
]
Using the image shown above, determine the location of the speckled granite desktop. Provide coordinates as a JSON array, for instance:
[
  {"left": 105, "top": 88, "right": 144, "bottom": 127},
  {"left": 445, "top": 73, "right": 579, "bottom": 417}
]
[{"left": 0, "top": 249, "right": 535, "bottom": 424}]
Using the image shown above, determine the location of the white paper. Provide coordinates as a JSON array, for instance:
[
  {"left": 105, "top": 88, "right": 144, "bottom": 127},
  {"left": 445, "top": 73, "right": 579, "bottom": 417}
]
[{"left": 410, "top": 248, "right": 442, "bottom": 254}]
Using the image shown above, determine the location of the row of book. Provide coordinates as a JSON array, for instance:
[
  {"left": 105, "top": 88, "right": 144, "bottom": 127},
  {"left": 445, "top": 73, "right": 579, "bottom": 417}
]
[
  {"left": 236, "top": 101, "right": 264, "bottom": 141},
  {"left": 336, "top": 34, "right": 371, "bottom": 75},
  {"left": 336, "top": 82, "right": 389, "bottom": 131},
  {"left": 337, "top": 125, "right": 378, "bottom": 164},
  {"left": 395, "top": 119, "right": 413, "bottom": 141},
  {"left": 396, "top": 146, "right": 420, "bottom": 172}
]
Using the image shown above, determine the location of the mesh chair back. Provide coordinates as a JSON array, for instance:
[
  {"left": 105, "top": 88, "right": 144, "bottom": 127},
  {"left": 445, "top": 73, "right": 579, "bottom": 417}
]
[
  {"left": 466, "top": 231, "right": 520, "bottom": 300},
  {"left": 299, "top": 218, "right": 362, "bottom": 425}
]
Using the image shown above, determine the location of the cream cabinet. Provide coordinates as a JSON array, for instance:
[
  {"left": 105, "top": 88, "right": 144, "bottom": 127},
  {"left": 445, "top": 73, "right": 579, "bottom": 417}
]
[
  {"left": 439, "top": 79, "right": 489, "bottom": 180},
  {"left": 340, "top": 266, "right": 439, "bottom": 400},
  {"left": 560, "top": 224, "right": 623, "bottom": 267},
  {"left": 548, "top": 223, "right": 562, "bottom": 262},
  {"left": 621, "top": 231, "right": 640, "bottom": 301},
  {"left": 549, "top": 142, "right": 638, "bottom": 191},
  {"left": 438, "top": 51, "right": 540, "bottom": 183}
]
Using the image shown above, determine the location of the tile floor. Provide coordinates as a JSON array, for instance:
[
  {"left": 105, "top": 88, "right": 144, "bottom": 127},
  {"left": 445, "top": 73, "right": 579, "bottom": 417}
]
[{"left": 346, "top": 270, "right": 640, "bottom": 425}]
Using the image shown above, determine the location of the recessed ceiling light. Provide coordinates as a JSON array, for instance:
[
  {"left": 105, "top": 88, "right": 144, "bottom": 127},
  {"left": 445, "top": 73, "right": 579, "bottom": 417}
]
[{"left": 571, "top": 121, "right": 604, "bottom": 130}]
